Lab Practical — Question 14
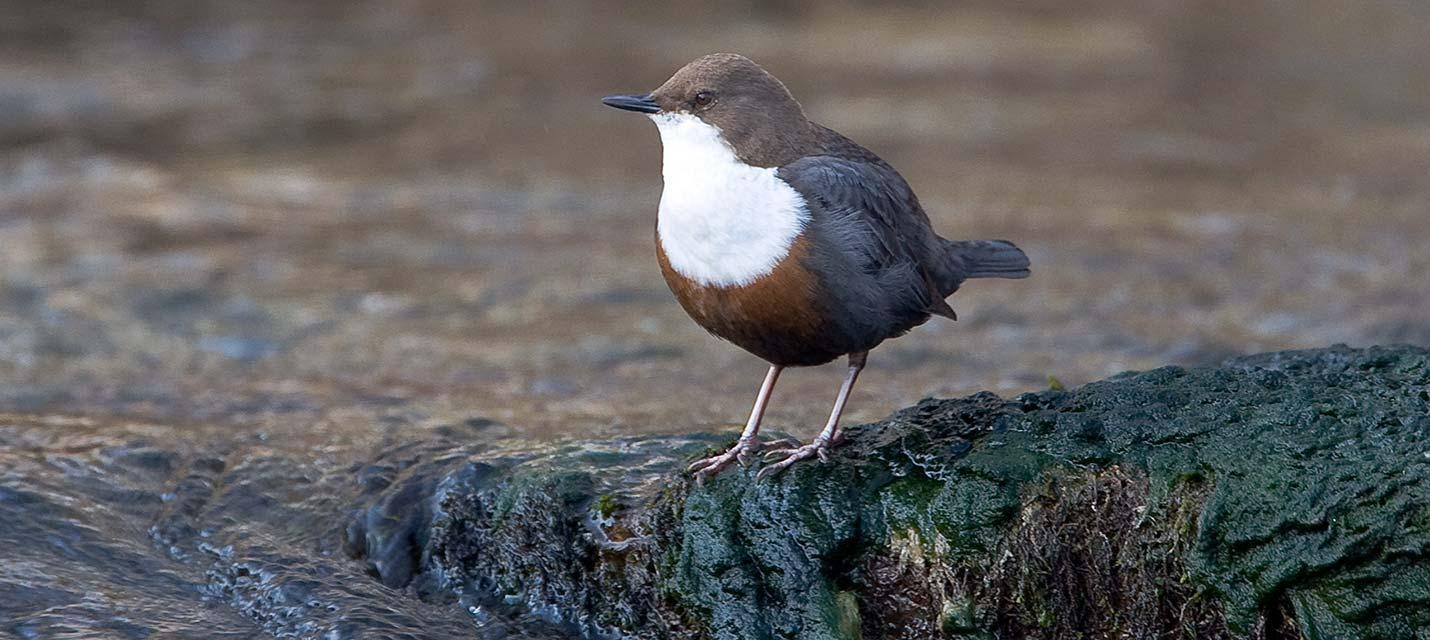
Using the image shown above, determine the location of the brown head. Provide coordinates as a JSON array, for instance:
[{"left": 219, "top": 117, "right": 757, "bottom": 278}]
[{"left": 602, "top": 53, "right": 817, "bottom": 167}]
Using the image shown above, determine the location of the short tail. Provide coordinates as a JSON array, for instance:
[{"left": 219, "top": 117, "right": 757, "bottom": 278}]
[{"left": 947, "top": 239, "right": 1031, "bottom": 279}]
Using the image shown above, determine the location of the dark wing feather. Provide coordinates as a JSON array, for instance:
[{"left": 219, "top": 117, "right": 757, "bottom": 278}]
[{"left": 777, "top": 155, "right": 952, "bottom": 319}]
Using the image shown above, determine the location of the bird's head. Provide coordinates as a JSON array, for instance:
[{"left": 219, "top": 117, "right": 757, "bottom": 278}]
[{"left": 603, "top": 53, "right": 814, "bottom": 167}]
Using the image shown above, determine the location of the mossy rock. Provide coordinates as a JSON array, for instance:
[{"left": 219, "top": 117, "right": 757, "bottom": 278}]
[{"left": 348, "top": 345, "right": 1430, "bottom": 639}]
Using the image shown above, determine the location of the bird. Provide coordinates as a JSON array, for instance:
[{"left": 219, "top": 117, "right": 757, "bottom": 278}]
[{"left": 602, "top": 53, "right": 1029, "bottom": 482}]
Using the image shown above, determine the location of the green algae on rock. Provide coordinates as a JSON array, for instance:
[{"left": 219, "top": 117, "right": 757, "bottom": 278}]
[{"left": 348, "top": 345, "right": 1430, "bottom": 639}]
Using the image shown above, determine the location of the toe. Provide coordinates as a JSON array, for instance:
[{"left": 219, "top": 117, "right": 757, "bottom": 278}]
[
  {"left": 762, "top": 448, "right": 797, "bottom": 461},
  {"left": 755, "top": 464, "right": 784, "bottom": 481},
  {"left": 693, "top": 462, "right": 725, "bottom": 484}
]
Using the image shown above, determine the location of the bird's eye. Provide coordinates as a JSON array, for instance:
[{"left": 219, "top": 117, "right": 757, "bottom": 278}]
[{"left": 693, "top": 91, "right": 714, "bottom": 107}]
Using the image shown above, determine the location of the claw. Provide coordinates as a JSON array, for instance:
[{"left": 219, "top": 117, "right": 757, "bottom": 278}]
[
  {"left": 758, "top": 438, "right": 838, "bottom": 480},
  {"left": 762, "top": 447, "right": 796, "bottom": 462},
  {"left": 763, "top": 437, "right": 801, "bottom": 449},
  {"left": 687, "top": 438, "right": 766, "bottom": 482},
  {"left": 755, "top": 460, "right": 789, "bottom": 480}
]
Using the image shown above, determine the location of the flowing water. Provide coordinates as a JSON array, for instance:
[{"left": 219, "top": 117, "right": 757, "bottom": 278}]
[{"left": 1, "top": 1, "right": 1428, "bottom": 637}]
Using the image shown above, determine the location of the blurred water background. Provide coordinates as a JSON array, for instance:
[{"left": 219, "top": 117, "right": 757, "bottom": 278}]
[{"left": 1, "top": 1, "right": 1427, "bottom": 637}]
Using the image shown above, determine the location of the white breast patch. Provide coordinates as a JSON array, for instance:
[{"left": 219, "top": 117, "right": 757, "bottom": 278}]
[{"left": 649, "top": 113, "right": 809, "bottom": 288}]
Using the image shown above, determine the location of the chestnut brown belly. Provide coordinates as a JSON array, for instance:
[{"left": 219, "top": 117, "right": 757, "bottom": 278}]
[{"left": 656, "top": 235, "right": 843, "bottom": 367}]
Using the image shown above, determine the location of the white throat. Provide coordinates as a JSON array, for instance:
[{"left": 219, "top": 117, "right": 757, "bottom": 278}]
[{"left": 650, "top": 113, "right": 809, "bottom": 288}]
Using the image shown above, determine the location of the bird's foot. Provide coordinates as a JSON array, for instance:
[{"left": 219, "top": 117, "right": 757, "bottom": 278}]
[
  {"left": 756, "top": 434, "right": 841, "bottom": 480},
  {"left": 688, "top": 438, "right": 783, "bottom": 484}
]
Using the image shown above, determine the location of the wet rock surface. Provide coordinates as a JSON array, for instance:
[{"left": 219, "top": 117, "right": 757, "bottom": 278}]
[{"left": 349, "top": 345, "right": 1429, "bottom": 639}]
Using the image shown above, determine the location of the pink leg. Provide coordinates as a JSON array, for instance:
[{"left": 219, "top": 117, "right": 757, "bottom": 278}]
[
  {"left": 758, "top": 352, "right": 867, "bottom": 480},
  {"left": 688, "top": 364, "right": 783, "bottom": 483}
]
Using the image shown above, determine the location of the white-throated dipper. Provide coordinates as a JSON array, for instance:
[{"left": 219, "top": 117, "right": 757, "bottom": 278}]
[{"left": 603, "top": 54, "right": 1030, "bottom": 482}]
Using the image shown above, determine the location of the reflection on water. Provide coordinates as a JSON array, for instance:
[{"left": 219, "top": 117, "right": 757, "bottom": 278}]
[{"left": 1, "top": 0, "right": 1427, "bottom": 636}]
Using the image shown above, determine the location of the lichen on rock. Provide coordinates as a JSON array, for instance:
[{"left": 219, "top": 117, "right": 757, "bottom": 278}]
[{"left": 348, "top": 345, "right": 1430, "bottom": 639}]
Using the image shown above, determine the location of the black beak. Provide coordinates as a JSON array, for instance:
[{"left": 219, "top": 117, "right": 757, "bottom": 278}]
[{"left": 602, "top": 93, "right": 661, "bottom": 114}]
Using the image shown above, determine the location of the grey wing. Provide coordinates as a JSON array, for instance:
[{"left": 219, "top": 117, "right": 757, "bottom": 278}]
[{"left": 778, "top": 156, "right": 951, "bottom": 323}]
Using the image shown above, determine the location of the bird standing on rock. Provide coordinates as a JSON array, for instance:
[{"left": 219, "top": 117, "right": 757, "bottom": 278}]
[{"left": 603, "top": 54, "right": 1030, "bottom": 482}]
